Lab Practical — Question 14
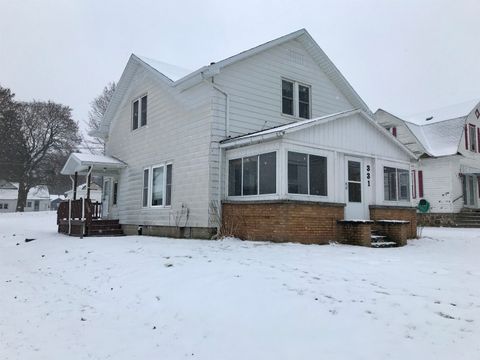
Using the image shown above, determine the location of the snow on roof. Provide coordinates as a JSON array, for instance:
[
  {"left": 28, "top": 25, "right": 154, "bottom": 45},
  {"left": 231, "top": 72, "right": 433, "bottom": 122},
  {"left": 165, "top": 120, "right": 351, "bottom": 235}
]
[
  {"left": 406, "top": 118, "right": 465, "bottom": 157},
  {"left": 221, "top": 109, "right": 358, "bottom": 145},
  {"left": 61, "top": 153, "right": 126, "bottom": 175},
  {"left": 405, "top": 98, "right": 480, "bottom": 125},
  {"left": 136, "top": 55, "right": 192, "bottom": 82}
]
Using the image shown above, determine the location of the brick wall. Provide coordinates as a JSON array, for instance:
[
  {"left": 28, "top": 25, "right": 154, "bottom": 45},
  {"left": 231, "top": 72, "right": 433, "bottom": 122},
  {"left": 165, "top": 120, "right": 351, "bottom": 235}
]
[
  {"left": 369, "top": 205, "right": 417, "bottom": 239},
  {"left": 222, "top": 200, "right": 345, "bottom": 244},
  {"left": 336, "top": 221, "right": 372, "bottom": 246}
]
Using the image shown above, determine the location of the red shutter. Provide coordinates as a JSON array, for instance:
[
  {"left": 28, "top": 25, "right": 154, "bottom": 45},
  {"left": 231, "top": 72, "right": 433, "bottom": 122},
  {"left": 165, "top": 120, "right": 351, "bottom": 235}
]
[
  {"left": 392, "top": 127, "right": 397, "bottom": 137},
  {"left": 477, "top": 128, "right": 480, "bottom": 153},
  {"left": 418, "top": 170, "right": 424, "bottom": 198},
  {"left": 478, "top": 176, "right": 480, "bottom": 197},
  {"left": 465, "top": 124, "right": 469, "bottom": 150}
]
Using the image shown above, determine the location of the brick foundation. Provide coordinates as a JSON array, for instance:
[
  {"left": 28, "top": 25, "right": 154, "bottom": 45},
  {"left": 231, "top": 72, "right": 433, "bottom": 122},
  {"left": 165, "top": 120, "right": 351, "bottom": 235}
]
[
  {"left": 122, "top": 224, "right": 216, "bottom": 239},
  {"left": 336, "top": 221, "right": 373, "bottom": 246},
  {"left": 369, "top": 205, "right": 417, "bottom": 239},
  {"left": 375, "top": 221, "right": 409, "bottom": 246},
  {"left": 222, "top": 200, "right": 345, "bottom": 244}
]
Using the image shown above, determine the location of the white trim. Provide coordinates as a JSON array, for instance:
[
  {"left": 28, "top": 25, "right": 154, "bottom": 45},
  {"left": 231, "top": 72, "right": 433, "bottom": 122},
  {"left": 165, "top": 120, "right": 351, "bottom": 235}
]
[
  {"left": 142, "top": 162, "right": 173, "bottom": 209},
  {"left": 131, "top": 93, "right": 148, "bottom": 131}
]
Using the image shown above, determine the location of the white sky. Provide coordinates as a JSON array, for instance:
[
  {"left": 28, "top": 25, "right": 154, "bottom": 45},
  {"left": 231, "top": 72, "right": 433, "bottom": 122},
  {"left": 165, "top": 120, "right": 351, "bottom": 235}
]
[{"left": 1, "top": 0, "right": 479, "bottom": 134}]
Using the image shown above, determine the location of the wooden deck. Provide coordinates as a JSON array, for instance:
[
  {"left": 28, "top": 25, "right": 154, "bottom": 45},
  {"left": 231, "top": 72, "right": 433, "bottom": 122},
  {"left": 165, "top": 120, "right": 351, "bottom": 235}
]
[{"left": 57, "top": 199, "right": 124, "bottom": 237}]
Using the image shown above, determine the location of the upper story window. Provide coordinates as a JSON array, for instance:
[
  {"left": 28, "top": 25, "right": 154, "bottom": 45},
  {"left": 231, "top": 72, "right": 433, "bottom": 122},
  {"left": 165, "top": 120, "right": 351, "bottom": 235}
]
[
  {"left": 281, "top": 80, "right": 311, "bottom": 119},
  {"left": 132, "top": 95, "right": 147, "bottom": 130},
  {"left": 468, "top": 124, "right": 476, "bottom": 152}
]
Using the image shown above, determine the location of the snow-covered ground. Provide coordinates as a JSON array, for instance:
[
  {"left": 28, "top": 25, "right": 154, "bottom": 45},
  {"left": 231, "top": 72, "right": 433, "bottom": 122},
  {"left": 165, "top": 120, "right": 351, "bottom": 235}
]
[{"left": 1, "top": 212, "right": 479, "bottom": 360}]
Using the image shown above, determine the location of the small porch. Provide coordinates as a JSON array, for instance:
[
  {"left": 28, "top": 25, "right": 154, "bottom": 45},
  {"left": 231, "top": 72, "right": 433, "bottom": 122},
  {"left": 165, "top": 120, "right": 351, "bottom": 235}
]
[{"left": 57, "top": 153, "right": 126, "bottom": 237}]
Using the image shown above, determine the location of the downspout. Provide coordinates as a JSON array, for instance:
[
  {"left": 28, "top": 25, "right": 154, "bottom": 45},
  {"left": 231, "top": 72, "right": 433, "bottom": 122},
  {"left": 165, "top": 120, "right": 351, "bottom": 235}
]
[{"left": 202, "top": 73, "right": 230, "bottom": 233}]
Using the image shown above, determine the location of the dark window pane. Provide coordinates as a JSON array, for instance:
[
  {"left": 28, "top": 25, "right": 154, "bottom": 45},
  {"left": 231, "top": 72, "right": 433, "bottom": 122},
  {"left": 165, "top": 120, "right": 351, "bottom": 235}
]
[
  {"left": 113, "top": 182, "right": 118, "bottom": 205},
  {"left": 141, "top": 96, "right": 147, "bottom": 126},
  {"left": 309, "top": 155, "right": 327, "bottom": 196},
  {"left": 166, "top": 164, "right": 172, "bottom": 206},
  {"left": 298, "top": 85, "right": 310, "bottom": 119},
  {"left": 384, "top": 167, "right": 397, "bottom": 201},
  {"left": 259, "top": 152, "right": 276, "bottom": 194},
  {"left": 243, "top": 156, "right": 258, "bottom": 195},
  {"left": 288, "top": 152, "right": 308, "bottom": 194},
  {"left": 282, "top": 80, "right": 294, "bottom": 115},
  {"left": 348, "top": 182, "right": 362, "bottom": 202},
  {"left": 348, "top": 161, "right": 361, "bottom": 182},
  {"left": 152, "top": 166, "right": 164, "bottom": 206},
  {"left": 228, "top": 159, "right": 242, "bottom": 196},
  {"left": 143, "top": 169, "right": 149, "bottom": 207},
  {"left": 133, "top": 100, "right": 139, "bottom": 130}
]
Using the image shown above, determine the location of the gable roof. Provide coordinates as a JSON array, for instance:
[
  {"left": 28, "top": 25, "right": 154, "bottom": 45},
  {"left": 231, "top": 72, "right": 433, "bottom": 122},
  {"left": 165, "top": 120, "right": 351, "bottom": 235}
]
[
  {"left": 61, "top": 153, "right": 126, "bottom": 175},
  {"left": 404, "top": 98, "right": 480, "bottom": 125},
  {"left": 220, "top": 109, "right": 416, "bottom": 159},
  {"left": 94, "top": 29, "right": 371, "bottom": 138},
  {"left": 376, "top": 99, "right": 480, "bottom": 157}
]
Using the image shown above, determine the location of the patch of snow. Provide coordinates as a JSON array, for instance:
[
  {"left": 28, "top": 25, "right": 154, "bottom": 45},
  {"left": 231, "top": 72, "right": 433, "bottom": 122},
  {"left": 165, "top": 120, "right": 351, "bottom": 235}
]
[
  {"left": 136, "top": 55, "right": 193, "bottom": 82},
  {"left": 405, "top": 98, "right": 480, "bottom": 125},
  {"left": 1, "top": 212, "right": 479, "bottom": 359}
]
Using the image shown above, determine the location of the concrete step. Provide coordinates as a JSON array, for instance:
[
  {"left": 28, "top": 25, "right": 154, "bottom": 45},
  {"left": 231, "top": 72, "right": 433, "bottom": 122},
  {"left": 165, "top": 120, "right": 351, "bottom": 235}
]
[{"left": 371, "top": 241, "right": 397, "bottom": 248}]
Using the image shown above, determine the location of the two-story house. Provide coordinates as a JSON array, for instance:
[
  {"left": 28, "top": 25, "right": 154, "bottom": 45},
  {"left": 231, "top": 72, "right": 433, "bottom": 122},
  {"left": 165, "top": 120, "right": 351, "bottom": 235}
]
[
  {"left": 60, "top": 29, "right": 417, "bottom": 245},
  {"left": 375, "top": 98, "right": 480, "bottom": 226}
]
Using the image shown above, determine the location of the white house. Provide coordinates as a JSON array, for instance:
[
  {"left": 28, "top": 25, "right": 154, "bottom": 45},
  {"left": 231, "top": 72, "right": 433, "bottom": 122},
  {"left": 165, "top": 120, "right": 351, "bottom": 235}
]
[
  {"left": 0, "top": 180, "right": 50, "bottom": 213},
  {"left": 61, "top": 29, "right": 418, "bottom": 244},
  {"left": 375, "top": 98, "right": 480, "bottom": 226}
]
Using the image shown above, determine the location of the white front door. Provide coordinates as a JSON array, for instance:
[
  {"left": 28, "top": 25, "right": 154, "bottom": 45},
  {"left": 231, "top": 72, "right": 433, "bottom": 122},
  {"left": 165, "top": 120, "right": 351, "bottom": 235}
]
[
  {"left": 102, "top": 178, "right": 111, "bottom": 218},
  {"left": 463, "top": 175, "right": 477, "bottom": 208},
  {"left": 344, "top": 157, "right": 367, "bottom": 219}
]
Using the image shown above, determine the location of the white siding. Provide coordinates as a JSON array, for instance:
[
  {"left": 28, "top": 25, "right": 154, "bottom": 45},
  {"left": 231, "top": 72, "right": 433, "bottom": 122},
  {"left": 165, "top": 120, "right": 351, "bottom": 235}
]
[
  {"left": 285, "top": 114, "right": 411, "bottom": 162},
  {"left": 106, "top": 65, "right": 214, "bottom": 227}
]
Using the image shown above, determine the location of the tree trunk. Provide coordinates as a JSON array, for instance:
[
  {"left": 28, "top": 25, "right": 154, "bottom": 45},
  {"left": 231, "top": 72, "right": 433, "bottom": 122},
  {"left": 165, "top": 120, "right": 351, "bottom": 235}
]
[{"left": 16, "top": 182, "right": 29, "bottom": 212}]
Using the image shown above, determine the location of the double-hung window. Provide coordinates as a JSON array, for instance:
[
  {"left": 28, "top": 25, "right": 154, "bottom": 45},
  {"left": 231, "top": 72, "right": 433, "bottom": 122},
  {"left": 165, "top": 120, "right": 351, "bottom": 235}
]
[
  {"left": 384, "top": 167, "right": 410, "bottom": 201},
  {"left": 228, "top": 152, "right": 277, "bottom": 196},
  {"left": 469, "top": 124, "right": 476, "bottom": 152},
  {"left": 281, "top": 80, "right": 311, "bottom": 119},
  {"left": 142, "top": 163, "right": 172, "bottom": 207},
  {"left": 288, "top": 151, "right": 327, "bottom": 196},
  {"left": 132, "top": 95, "right": 148, "bottom": 130}
]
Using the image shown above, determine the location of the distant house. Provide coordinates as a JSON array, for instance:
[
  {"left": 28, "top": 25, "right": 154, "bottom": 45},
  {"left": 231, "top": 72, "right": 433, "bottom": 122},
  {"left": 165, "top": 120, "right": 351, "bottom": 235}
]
[
  {"left": 375, "top": 99, "right": 480, "bottom": 226},
  {"left": 59, "top": 29, "right": 418, "bottom": 245},
  {"left": 65, "top": 182, "right": 102, "bottom": 203},
  {"left": 0, "top": 180, "right": 50, "bottom": 212},
  {"left": 50, "top": 195, "right": 65, "bottom": 211}
]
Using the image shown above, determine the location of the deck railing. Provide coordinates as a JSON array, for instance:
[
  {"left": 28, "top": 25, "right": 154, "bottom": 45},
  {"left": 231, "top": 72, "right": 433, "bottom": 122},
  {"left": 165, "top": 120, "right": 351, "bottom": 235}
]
[{"left": 57, "top": 199, "right": 102, "bottom": 236}]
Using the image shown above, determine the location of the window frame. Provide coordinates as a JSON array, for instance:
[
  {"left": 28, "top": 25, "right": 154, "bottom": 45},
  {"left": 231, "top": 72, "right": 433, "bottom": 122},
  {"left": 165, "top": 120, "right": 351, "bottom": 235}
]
[
  {"left": 383, "top": 166, "right": 411, "bottom": 202},
  {"left": 227, "top": 151, "right": 278, "bottom": 197},
  {"left": 287, "top": 151, "right": 328, "bottom": 197},
  {"left": 281, "top": 78, "right": 311, "bottom": 119},
  {"left": 469, "top": 124, "right": 476, "bottom": 152},
  {"left": 142, "top": 162, "right": 172, "bottom": 208},
  {"left": 132, "top": 94, "right": 148, "bottom": 131}
]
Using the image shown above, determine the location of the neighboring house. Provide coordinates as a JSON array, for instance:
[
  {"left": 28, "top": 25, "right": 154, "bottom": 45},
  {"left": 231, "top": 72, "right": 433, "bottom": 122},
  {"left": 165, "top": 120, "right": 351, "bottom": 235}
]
[
  {"left": 50, "top": 195, "right": 66, "bottom": 211},
  {"left": 65, "top": 182, "right": 102, "bottom": 203},
  {"left": 375, "top": 98, "right": 480, "bottom": 226},
  {"left": 62, "top": 28, "right": 418, "bottom": 244},
  {"left": 0, "top": 180, "right": 50, "bottom": 212}
]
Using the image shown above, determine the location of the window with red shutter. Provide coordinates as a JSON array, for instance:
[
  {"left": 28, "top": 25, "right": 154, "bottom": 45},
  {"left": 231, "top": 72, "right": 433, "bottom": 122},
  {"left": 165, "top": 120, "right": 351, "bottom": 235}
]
[
  {"left": 465, "top": 124, "right": 469, "bottom": 150},
  {"left": 418, "top": 170, "right": 424, "bottom": 198},
  {"left": 392, "top": 127, "right": 397, "bottom": 137},
  {"left": 411, "top": 170, "right": 417, "bottom": 199}
]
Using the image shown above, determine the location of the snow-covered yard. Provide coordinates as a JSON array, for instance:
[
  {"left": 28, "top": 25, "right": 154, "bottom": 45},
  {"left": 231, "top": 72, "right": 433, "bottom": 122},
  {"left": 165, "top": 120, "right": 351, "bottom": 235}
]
[{"left": 0, "top": 212, "right": 479, "bottom": 360}]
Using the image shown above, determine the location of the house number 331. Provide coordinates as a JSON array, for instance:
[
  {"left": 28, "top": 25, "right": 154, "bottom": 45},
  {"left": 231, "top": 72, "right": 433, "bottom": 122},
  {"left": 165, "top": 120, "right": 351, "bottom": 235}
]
[{"left": 366, "top": 165, "right": 371, "bottom": 187}]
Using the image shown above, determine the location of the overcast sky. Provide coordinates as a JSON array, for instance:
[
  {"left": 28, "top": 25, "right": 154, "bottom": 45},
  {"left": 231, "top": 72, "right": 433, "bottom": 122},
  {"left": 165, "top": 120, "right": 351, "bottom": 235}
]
[{"left": 1, "top": 0, "right": 479, "bottom": 134}]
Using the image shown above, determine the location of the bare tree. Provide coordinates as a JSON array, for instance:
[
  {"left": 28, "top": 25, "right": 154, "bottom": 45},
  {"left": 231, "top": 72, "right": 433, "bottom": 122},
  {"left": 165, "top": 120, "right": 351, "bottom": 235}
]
[
  {"left": 82, "top": 82, "right": 116, "bottom": 154},
  {"left": 4, "top": 100, "right": 80, "bottom": 211}
]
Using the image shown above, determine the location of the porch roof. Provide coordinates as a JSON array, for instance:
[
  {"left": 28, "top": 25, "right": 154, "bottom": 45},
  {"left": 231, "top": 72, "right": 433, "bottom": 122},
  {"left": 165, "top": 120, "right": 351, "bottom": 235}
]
[{"left": 61, "top": 153, "right": 126, "bottom": 175}]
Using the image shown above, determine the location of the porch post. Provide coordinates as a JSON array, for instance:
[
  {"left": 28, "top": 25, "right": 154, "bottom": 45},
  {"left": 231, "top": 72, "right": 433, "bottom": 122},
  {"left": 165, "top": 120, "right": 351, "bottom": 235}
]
[
  {"left": 86, "top": 166, "right": 92, "bottom": 200},
  {"left": 73, "top": 172, "right": 78, "bottom": 200}
]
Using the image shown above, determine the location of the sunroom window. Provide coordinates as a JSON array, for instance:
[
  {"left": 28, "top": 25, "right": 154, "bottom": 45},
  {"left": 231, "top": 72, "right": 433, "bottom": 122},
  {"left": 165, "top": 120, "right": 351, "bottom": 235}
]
[
  {"left": 384, "top": 167, "right": 410, "bottom": 201},
  {"left": 228, "top": 152, "right": 277, "bottom": 196},
  {"left": 288, "top": 151, "right": 327, "bottom": 196}
]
